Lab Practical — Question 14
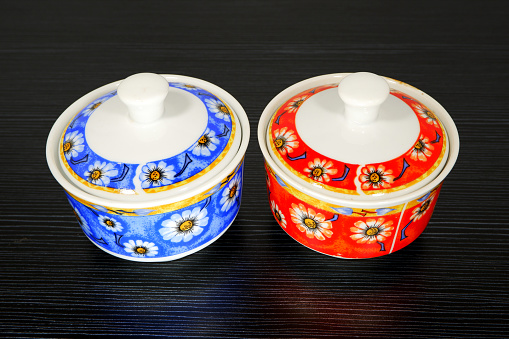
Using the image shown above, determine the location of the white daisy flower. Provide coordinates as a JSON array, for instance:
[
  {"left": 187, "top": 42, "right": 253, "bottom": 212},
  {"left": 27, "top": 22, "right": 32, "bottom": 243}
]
[
  {"left": 98, "top": 215, "right": 123, "bottom": 232},
  {"left": 290, "top": 203, "right": 333, "bottom": 240},
  {"left": 73, "top": 207, "right": 91, "bottom": 235},
  {"left": 286, "top": 95, "right": 309, "bottom": 112},
  {"left": 360, "top": 164, "right": 394, "bottom": 190},
  {"left": 139, "top": 161, "right": 176, "bottom": 189},
  {"left": 271, "top": 200, "right": 286, "bottom": 228},
  {"left": 411, "top": 192, "right": 436, "bottom": 221},
  {"left": 205, "top": 97, "right": 231, "bottom": 122},
  {"left": 124, "top": 240, "right": 159, "bottom": 257},
  {"left": 408, "top": 135, "right": 434, "bottom": 162},
  {"left": 62, "top": 130, "right": 84, "bottom": 160},
  {"left": 159, "top": 207, "right": 209, "bottom": 243},
  {"left": 414, "top": 103, "right": 439, "bottom": 127},
  {"left": 191, "top": 128, "right": 220, "bottom": 157},
  {"left": 350, "top": 218, "right": 393, "bottom": 244},
  {"left": 220, "top": 173, "right": 242, "bottom": 212},
  {"left": 85, "top": 161, "right": 118, "bottom": 186},
  {"left": 304, "top": 158, "right": 338, "bottom": 182},
  {"left": 273, "top": 127, "right": 299, "bottom": 155}
]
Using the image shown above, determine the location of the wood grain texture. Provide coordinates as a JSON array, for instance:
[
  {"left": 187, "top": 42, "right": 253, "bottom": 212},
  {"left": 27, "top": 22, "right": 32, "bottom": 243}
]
[{"left": 1, "top": 0, "right": 508, "bottom": 337}]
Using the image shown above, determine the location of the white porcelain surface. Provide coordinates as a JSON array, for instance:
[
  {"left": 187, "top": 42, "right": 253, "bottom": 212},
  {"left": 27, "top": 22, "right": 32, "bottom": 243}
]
[
  {"left": 294, "top": 85, "right": 420, "bottom": 164},
  {"left": 338, "top": 72, "right": 390, "bottom": 125},
  {"left": 118, "top": 73, "right": 170, "bottom": 124},
  {"left": 86, "top": 87, "right": 208, "bottom": 164}
]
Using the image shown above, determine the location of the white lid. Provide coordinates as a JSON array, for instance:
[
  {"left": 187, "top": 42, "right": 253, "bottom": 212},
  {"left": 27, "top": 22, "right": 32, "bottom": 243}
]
[
  {"left": 262, "top": 72, "right": 451, "bottom": 203},
  {"left": 50, "top": 73, "right": 246, "bottom": 204}
]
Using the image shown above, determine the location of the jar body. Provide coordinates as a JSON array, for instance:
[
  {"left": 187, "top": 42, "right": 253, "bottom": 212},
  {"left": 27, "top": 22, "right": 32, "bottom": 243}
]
[
  {"left": 265, "top": 162, "right": 442, "bottom": 259},
  {"left": 67, "top": 160, "right": 244, "bottom": 262}
]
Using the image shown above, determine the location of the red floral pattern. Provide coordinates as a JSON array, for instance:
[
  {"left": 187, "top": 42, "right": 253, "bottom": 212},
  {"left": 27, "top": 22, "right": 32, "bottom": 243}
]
[
  {"left": 269, "top": 85, "right": 446, "bottom": 195},
  {"left": 265, "top": 162, "right": 442, "bottom": 259},
  {"left": 359, "top": 164, "right": 394, "bottom": 190}
]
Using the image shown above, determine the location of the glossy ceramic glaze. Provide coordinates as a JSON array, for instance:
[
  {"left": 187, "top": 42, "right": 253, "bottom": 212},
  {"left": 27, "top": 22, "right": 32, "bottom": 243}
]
[
  {"left": 265, "top": 161, "right": 440, "bottom": 258},
  {"left": 258, "top": 73, "right": 459, "bottom": 258},
  {"left": 47, "top": 73, "right": 250, "bottom": 261},
  {"left": 67, "top": 161, "right": 244, "bottom": 262}
]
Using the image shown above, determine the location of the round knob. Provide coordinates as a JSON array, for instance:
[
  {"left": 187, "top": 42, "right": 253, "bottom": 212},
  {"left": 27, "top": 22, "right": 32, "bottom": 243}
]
[
  {"left": 338, "top": 72, "right": 390, "bottom": 125},
  {"left": 117, "top": 73, "right": 169, "bottom": 124}
]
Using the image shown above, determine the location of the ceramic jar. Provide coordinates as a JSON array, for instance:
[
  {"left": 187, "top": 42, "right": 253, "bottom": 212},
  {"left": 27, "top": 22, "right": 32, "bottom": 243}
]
[
  {"left": 47, "top": 73, "right": 250, "bottom": 261},
  {"left": 258, "top": 72, "right": 459, "bottom": 259}
]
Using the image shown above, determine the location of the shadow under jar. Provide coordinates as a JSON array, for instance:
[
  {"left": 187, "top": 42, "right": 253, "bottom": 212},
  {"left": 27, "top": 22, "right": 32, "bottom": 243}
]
[{"left": 258, "top": 72, "right": 459, "bottom": 259}]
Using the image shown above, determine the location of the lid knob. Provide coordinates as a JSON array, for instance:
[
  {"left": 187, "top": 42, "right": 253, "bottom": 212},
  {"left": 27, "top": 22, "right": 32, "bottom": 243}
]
[
  {"left": 338, "top": 72, "right": 390, "bottom": 125},
  {"left": 117, "top": 73, "right": 169, "bottom": 124}
]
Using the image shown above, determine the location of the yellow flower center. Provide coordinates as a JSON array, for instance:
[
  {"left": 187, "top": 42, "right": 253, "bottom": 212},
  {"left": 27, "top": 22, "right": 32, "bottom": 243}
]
[
  {"left": 275, "top": 210, "right": 282, "bottom": 222},
  {"left": 274, "top": 138, "right": 284, "bottom": 148},
  {"left": 180, "top": 220, "right": 193, "bottom": 231},
  {"left": 414, "top": 141, "right": 423, "bottom": 150},
  {"left": 295, "top": 100, "right": 304, "bottom": 107},
  {"left": 63, "top": 142, "right": 71, "bottom": 152},
  {"left": 426, "top": 110, "right": 436, "bottom": 119},
  {"left": 421, "top": 200, "right": 431, "bottom": 212},
  {"left": 91, "top": 102, "right": 101, "bottom": 110},
  {"left": 312, "top": 168, "right": 323, "bottom": 178},
  {"left": 304, "top": 218, "right": 317, "bottom": 229},
  {"left": 105, "top": 219, "right": 114, "bottom": 227},
  {"left": 91, "top": 170, "right": 101, "bottom": 180},
  {"left": 184, "top": 85, "right": 195, "bottom": 88},
  {"left": 136, "top": 247, "right": 147, "bottom": 254},
  {"left": 229, "top": 185, "right": 237, "bottom": 198},
  {"left": 198, "top": 135, "right": 208, "bottom": 144},
  {"left": 369, "top": 172, "right": 380, "bottom": 183},
  {"left": 366, "top": 227, "right": 379, "bottom": 236},
  {"left": 150, "top": 170, "right": 161, "bottom": 181},
  {"left": 219, "top": 105, "right": 228, "bottom": 114}
]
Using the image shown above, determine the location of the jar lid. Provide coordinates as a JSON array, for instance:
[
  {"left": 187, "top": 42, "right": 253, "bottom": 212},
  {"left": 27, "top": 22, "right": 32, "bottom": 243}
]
[
  {"left": 57, "top": 73, "right": 242, "bottom": 202},
  {"left": 265, "top": 72, "right": 449, "bottom": 202}
]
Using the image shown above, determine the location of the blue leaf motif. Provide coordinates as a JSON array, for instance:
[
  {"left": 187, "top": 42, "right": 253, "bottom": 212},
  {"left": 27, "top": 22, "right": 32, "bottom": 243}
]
[
  {"left": 331, "top": 207, "right": 353, "bottom": 215},
  {"left": 92, "top": 204, "right": 109, "bottom": 213},
  {"left": 275, "top": 174, "right": 287, "bottom": 188},
  {"left": 418, "top": 192, "right": 431, "bottom": 202},
  {"left": 133, "top": 209, "right": 155, "bottom": 216},
  {"left": 376, "top": 208, "right": 396, "bottom": 216}
]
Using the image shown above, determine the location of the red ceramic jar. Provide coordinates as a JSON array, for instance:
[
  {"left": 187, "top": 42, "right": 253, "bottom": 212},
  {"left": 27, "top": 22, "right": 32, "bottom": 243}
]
[{"left": 258, "top": 72, "right": 459, "bottom": 259}]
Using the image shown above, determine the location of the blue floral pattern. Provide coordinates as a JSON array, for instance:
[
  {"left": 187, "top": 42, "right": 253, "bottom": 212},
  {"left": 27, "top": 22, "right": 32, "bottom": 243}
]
[
  {"left": 205, "top": 97, "right": 231, "bottom": 122},
  {"left": 159, "top": 207, "right": 209, "bottom": 243},
  {"left": 191, "top": 128, "right": 220, "bottom": 157},
  {"left": 220, "top": 172, "right": 242, "bottom": 212},
  {"left": 61, "top": 82, "right": 234, "bottom": 193},
  {"left": 66, "top": 161, "right": 244, "bottom": 260},
  {"left": 139, "top": 161, "right": 176, "bottom": 189},
  {"left": 62, "top": 130, "right": 84, "bottom": 160},
  {"left": 124, "top": 240, "right": 159, "bottom": 258},
  {"left": 98, "top": 215, "right": 123, "bottom": 232},
  {"left": 84, "top": 161, "right": 119, "bottom": 186}
]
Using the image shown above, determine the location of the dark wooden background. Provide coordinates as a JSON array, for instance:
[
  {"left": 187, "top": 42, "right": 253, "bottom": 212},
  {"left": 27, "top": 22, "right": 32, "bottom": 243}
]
[{"left": 1, "top": 0, "right": 508, "bottom": 337}]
